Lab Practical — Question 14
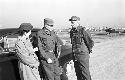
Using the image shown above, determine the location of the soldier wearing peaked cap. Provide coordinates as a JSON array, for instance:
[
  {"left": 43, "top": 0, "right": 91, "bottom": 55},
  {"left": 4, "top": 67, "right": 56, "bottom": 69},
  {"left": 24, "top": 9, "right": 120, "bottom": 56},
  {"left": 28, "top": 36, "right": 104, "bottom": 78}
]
[
  {"left": 44, "top": 18, "right": 54, "bottom": 26},
  {"left": 69, "top": 16, "right": 94, "bottom": 80},
  {"left": 37, "top": 18, "right": 63, "bottom": 80},
  {"left": 15, "top": 23, "right": 41, "bottom": 80},
  {"left": 69, "top": 16, "right": 80, "bottom": 21}
]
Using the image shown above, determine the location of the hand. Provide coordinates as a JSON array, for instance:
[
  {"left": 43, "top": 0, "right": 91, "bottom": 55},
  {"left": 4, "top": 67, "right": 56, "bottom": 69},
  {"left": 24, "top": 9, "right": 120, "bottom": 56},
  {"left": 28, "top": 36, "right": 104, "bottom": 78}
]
[
  {"left": 62, "top": 40, "right": 67, "bottom": 45},
  {"left": 47, "top": 58, "right": 53, "bottom": 63},
  {"left": 33, "top": 47, "right": 38, "bottom": 52}
]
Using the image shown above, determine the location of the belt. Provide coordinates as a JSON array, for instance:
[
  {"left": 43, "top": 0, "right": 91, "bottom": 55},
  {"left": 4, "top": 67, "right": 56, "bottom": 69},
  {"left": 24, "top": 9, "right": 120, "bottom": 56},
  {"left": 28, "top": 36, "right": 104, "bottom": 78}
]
[{"left": 45, "top": 50, "right": 54, "bottom": 53}]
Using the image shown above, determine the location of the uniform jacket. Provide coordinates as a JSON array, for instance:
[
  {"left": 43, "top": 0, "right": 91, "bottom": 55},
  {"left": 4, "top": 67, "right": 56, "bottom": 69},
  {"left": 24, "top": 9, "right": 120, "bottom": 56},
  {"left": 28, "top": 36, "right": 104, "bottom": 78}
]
[
  {"left": 15, "top": 37, "right": 41, "bottom": 80},
  {"left": 38, "top": 27, "right": 63, "bottom": 62},
  {"left": 70, "top": 26, "right": 94, "bottom": 54}
]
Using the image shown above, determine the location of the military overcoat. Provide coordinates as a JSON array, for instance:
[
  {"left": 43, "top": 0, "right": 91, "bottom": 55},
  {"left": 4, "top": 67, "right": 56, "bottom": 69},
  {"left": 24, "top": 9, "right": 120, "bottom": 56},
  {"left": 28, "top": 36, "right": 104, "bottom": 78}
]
[{"left": 15, "top": 37, "right": 41, "bottom": 80}]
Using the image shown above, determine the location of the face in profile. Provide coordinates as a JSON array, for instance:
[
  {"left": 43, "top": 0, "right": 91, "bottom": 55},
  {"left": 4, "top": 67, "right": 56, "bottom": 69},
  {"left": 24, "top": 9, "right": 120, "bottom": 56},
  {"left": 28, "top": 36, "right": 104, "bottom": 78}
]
[
  {"left": 46, "top": 25, "right": 54, "bottom": 31},
  {"left": 71, "top": 21, "right": 79, "bottom": 28}
]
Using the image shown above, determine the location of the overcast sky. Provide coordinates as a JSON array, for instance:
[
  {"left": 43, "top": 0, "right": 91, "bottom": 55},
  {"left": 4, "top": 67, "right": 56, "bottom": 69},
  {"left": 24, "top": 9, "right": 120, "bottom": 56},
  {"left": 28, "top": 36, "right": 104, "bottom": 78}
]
[{"left": 0, "top": 0, "right": 125, "bottom": 29}]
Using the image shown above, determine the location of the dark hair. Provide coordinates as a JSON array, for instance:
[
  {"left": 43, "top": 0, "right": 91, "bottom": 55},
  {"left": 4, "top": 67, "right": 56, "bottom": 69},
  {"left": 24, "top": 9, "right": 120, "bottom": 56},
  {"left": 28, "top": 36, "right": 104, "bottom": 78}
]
[{"left": 18, "top": 30, "right": 30, "bottom": 36}]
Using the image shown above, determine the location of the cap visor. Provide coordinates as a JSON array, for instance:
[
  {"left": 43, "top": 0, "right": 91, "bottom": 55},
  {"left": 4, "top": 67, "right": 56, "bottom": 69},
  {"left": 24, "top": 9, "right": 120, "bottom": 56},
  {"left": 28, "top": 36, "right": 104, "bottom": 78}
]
[
  {"left": 50, "top": 25, "right": 53, "bottom": 27},
  {"left": 69, "top": 19, "right": 72, "bottom": 21},
  {"left": 69, "top": 19, "right": 77, "bottom": 21}
]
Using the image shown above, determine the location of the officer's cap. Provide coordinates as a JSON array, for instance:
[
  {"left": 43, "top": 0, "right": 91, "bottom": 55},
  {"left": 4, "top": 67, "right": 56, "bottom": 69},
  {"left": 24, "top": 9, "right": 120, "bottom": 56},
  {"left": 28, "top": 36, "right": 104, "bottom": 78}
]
[
  {"left": 19, "top": 23, "right": 33, "bottom": 31},
  {"left": 69, "top": 16, "right": 80, "bottom": 21},
  {"left": 44, "top": 18, "right": 54, "bottom": 26}
]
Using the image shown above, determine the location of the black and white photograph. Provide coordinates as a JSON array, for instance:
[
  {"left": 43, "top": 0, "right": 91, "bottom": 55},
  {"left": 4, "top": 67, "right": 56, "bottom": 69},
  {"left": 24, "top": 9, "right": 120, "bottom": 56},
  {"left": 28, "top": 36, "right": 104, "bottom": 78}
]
[{"left": 0, "top": 0, "right": 125, "bottom": 80}]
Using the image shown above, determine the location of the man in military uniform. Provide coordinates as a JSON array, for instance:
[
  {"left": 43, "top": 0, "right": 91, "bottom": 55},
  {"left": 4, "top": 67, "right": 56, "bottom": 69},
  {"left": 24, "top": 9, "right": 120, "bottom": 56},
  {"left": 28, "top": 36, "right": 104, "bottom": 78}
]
[
  {"left": 37, "top": 18, "right": 63, "bottom": 80},
  {"left": 69, "top": 16, "right": 94, "bottom": 80}
]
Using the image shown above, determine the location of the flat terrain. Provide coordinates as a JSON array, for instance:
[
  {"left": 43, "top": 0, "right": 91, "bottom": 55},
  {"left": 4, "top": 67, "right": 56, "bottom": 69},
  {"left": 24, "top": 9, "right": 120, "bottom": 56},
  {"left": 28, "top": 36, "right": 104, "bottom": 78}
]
[
  {"left": 90, "top": 36, "right": 125, "bottom": 80},
  {"left": 58, "top": 32, "right": 125, "bottom": 80}
]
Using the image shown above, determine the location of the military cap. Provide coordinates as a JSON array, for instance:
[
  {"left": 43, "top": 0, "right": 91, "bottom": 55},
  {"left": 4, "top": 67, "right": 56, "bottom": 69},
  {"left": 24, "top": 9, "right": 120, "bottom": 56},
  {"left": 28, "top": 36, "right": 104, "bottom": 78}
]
[
  {"left": 44, "top": 18, "right": 54, "bottom": 26},
  {"left": 19, "top": 23, "right": 33, "bottom": 31},
  {"left": 69, "top": 16, "right": 80, "bottom": 21}
]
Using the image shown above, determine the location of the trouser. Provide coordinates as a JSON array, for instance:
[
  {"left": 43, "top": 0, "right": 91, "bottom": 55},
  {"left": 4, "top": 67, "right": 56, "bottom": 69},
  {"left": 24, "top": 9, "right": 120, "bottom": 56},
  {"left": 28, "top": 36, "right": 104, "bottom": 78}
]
[
  {"left": 41, "top": 60, "right": 61, "bottom": 80},
  {"left": 74, "top": 53, "right": 91, "bottom": 80},
  {"left": 38, "top": 62, "right": 49, "bottom": 80}
]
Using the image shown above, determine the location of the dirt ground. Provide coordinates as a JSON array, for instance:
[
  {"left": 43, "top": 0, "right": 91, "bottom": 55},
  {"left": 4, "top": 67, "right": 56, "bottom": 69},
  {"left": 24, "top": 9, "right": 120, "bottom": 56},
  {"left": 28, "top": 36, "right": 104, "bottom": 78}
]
[{"left": 90, "top": 36, "right": 125, "bottom": 80}]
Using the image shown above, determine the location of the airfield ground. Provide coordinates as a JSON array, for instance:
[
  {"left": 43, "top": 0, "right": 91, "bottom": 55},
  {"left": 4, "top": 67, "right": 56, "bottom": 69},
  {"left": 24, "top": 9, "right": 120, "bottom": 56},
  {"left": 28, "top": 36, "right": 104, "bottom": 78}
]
[
  {"left": 58, "top": 33, "right": 125, "bottom": 80},
  {"left": 90, "top": 34, "right": 125, "bottom": 80}
]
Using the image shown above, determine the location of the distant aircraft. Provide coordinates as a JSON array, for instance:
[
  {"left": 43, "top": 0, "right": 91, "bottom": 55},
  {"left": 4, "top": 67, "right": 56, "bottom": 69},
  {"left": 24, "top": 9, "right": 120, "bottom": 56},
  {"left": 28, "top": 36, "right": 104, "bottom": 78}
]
[{"left": 105, "top": 28, "right": 120, "bottom": 34}]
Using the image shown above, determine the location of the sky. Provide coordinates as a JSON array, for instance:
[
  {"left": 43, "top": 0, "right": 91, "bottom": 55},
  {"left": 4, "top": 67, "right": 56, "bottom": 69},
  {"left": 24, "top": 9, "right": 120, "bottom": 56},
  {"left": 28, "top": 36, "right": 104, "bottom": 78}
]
[{"left": 0, "top": 0, "right": 125, "bottom": 29}]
